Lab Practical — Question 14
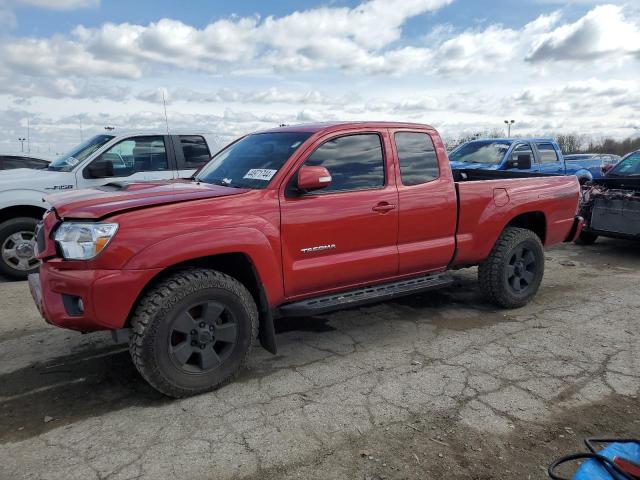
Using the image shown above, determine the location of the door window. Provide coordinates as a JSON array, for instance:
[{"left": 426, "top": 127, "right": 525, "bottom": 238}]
[
  {"left": 97, "top": 136, "right": 168, "bottom": 177},
  {"left": 394, "top": 132, "right": 439, "bottom": 185},
  {"left": 303, "top": 134, "right": 384, "bottom": 193},
  {"left": 536, "top": 143, "right": 559, "bottom": 164},
  {"left": 179, "top": 135, "right": 211, "bottom": 168}
]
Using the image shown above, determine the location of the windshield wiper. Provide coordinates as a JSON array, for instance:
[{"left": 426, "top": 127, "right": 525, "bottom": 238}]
[{"left": 205, "top": 178, "right": 244, "bottom": 189}]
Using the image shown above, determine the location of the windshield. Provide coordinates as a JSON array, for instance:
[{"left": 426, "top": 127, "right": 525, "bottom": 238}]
[
  {"left": 196, "top": 132, "right": 312, "bottom": 189},
  {"left": 449, "top": 141, "right": 511, "bottom": 165},
  {"left": 48, "top": 135, "right": 114, "bottom": 172},
  {"left": 608, "top": 152, "right": 640, "bottom": 176}
]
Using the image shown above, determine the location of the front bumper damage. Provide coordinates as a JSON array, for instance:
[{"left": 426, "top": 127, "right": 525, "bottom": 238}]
[{"left": 580, "top": 180, "right": 640, "bottom": 238}]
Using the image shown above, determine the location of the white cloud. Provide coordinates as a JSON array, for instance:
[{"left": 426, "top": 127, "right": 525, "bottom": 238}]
[
  {"left": 526, "top": 4, "right": 640, "bottom": 63},
  {"left": 14, "top": 0, "right": 99, "bottom": 9}
]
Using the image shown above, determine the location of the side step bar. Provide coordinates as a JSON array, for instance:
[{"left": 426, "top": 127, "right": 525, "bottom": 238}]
[{"left": 277, "top": 273, "right": 454, "bottom": 317}]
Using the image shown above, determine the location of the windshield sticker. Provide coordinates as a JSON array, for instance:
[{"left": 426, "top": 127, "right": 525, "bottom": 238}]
[{"left": 243, "top": 169, "right": 277, "bottom": 181}]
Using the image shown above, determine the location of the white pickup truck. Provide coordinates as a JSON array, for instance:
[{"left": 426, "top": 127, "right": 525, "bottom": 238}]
[{"left": 0, "top": 132, "right": 222, "bottom": 279}]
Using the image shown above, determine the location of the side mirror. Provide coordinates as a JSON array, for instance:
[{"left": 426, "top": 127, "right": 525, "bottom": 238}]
[
  {"left": 601, "top": 164, "right": 614, "bottom": 176},
  {"left": 85, "top": 157, "right": 114, "bottom": 179},
  {"left": 507, "top": 154, "right": 532, "bottom": 170},
  {"left": 297, "top": 166, "right": 332, "bottom": 192}
]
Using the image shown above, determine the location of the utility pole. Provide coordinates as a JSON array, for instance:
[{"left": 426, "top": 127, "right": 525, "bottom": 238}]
[
  {"left": 504, "top": 119, "right": 515, "bottom": 138},
  {"left": 104, "top": 126, "right": 115, "bottom": 132},
  {"left": 18, "top": 138, "right": 26, "bottom": 152},
  {"left": 27, "top": 115, "right": 30, "bottom": 153}
]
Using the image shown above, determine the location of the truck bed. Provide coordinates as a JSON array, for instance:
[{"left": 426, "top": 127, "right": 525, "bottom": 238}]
[
  {"left": 452, "top": 173, "right": 581, "bottom": 267},
  {"left": 452, "top": 168, "right": 560, "bottom": 182}
]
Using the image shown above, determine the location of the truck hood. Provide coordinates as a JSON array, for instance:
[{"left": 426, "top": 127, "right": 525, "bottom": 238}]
[
  {"left": 449, "top": 161, "right": 500, "bottom": 170},
  {"left": 0, "top": 168, "right": 72, "bottom": 188},
  {"left": 48, "top": 180, "right": 249, "bottom": 219}
]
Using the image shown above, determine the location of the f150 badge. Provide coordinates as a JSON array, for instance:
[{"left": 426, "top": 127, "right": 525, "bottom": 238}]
[
  {"left": 45, "top": 185, "right": 74, "bottom": 191},
  {"left": 300, "top": 244, "right": 336, "bottom": 253}
]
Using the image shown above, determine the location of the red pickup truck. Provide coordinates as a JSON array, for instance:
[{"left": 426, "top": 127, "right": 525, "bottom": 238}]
[{"left": 29, "top": 122, "right": 583, "bottom": 397}]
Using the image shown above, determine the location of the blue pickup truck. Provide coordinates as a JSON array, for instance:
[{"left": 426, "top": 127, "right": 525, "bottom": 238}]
[{"left": 449, "top": 139, "right": 606, "bottom": 184}]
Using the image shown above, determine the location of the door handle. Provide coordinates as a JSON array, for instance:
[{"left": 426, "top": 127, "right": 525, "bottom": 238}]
[{"left": 372, "top": 202, "right": 396, "bottom": 213}]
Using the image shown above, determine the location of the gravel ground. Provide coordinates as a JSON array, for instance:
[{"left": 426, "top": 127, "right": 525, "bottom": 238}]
[{"left": 0, "top": 239, "right": 638, "bottom": 479}]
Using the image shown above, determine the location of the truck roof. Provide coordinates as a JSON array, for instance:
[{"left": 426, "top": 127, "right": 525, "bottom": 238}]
[
  {"left": 464, "top": 138, "right": 555, "bottom": 143},
  {"left": 258, "top": 121, "right": 436, "bottom": 134}
]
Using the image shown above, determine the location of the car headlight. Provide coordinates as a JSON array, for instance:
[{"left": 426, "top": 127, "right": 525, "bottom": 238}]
[{"left": 54, "top": 222, "right": 118, "bottom": 260}]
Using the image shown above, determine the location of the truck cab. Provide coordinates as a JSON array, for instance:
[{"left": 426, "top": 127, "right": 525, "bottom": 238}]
[
  {"left": 0, "top": 132, "right": 221, "bottom": 279},
  {"left": 448, "top": 138, "right": 601, "bottom": 184}
]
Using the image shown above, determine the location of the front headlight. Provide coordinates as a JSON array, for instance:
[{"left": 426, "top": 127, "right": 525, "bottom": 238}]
[{"left": 54, "top": 222, "right": 118, "bottom": 260}]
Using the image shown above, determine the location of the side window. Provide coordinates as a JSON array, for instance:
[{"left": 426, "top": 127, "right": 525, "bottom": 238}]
[
  {"left": 179, "top": 135, "right": 211, "bottom": 168},
  {"left": 536, "top": 143, "right": 559, "bottom": 164},
  {"left": 394, "top": 132, "right": 438, "bottom": 185},
  {"left": 304, "top": 134, "right": 384, "bottom": 192},
  {"left": 512, "top": 143, "right": 534, "bottom": 162},
  {"left": 99, "top": 136, "right": 168, "bottom": 177}
]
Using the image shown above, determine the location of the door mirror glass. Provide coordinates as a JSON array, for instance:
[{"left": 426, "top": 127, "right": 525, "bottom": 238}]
[
  {"left": 86, "top": 156, "right": 114, "bottom": 178},
  {"left": 507, "top": 154, "right": 531, "bottom": 170},
  {"left": 297, "top": 166, "right": 332, "bottom": 192}
]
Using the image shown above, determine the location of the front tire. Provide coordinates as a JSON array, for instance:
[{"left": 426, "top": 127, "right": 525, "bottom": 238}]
[
  {"left": 0, "top": 218, "right": 40, "bottom": 280},
  {"left": 478, "top": 227, "right": 545, "bottom": 309},
  {"left": 575, "top": 231, "right": 598, "bottom": 245},
  {"left": 129, "top": 269, "right": 258, "bottom": 397}
]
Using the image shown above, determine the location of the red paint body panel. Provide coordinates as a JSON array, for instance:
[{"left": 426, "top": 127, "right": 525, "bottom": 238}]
[{"left": 31, "top": 122, "right": 581, "bottom": 332}]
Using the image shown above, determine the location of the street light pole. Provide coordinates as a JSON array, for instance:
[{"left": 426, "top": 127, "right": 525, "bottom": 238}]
[
  {"left": 18, "top": 138, "right": 26, "bottom": 152},
  {"left": 504, "top": 119, "right": 515, "bottom": 138}
]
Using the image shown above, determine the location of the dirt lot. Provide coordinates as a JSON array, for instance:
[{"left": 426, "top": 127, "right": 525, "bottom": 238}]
[{"left": 0, "top": 239, "right": 638, "bottom": 480}]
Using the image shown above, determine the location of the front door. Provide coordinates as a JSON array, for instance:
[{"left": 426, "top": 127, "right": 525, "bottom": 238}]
[
  {"left": 79, "top": 135, "right": 176, "bottom": 187},
  {"left": 280, "top": 131, "right": 399, "bottom": 298}
]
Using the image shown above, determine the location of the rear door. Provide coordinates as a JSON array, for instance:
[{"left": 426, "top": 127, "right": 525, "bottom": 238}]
[
  {"left": 392, "top": 130, "right": 457, "bottom": 275},
  {"left": 535, "top": 142, "right": 564, "bottom": 174},
  {"left": 280, "top": 130, "right": 399, "bottom": 298},
  {"left": 79, "top": 135, "right": 177, "bottom": 187},
  {"left": 173, "top": 135, "right": 212, "bottom": 178}
]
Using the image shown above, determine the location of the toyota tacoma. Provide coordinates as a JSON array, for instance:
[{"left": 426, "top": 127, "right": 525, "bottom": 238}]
[{"left": 29, "top": 122, "right": 583, "bottom": 397}]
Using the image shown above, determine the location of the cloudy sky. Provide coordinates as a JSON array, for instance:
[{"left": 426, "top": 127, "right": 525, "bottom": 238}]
[{"left": 1, "top": 0, "right": 639, "bottom": 154}]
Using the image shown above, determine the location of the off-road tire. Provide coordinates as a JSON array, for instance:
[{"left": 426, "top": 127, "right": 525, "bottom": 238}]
[
  {"left": 478, "top": 227, "right": 544, "bottom": 309},
  {"left": 575, "top": 231, "right": 598, "bottom": 245},
  {"left": 129, "top": 268, "right": 258, "bottom": 397},
  {"left": 0, "top": 217, "right": 40, "bottom": 280}
]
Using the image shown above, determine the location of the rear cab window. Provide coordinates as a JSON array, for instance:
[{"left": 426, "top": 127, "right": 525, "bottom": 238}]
[
  {"left": 536, "top": 143, "right": 560, "bottom": 163},
  {"left": 177, "top": 135, "right": 211, "bottom": 169},
  {"left": 394, "top": 132, "right": 439, "bottom": 185}
]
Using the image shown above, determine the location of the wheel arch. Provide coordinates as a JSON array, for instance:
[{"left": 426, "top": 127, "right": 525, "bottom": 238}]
[
  {"left": 506, "top": 210, "right": 546, "bottom": 244},
  {"left": 125, "top": 251, "right": 277, "bottom": 354},
  {"left": 0, "top": 205, "right": 47, "bottom": 224}
]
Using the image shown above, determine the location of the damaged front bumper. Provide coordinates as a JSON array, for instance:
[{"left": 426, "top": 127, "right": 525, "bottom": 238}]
[{"left": 580, "top": 180, "right": 640, "bottom": 238}]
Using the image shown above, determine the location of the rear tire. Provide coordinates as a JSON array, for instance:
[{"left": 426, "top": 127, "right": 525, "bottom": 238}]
[
  {"left": 129, "top": 268, "right": 258, "bottom": 398},
  {"left": 478, "top": 227, "right": 544, "bottom": 309},
  {"left": 0, "top": 217, "right": 40, "bottom": 281},
  {"left": 575, "top": 231, "right": 598, "bottom": 245}
]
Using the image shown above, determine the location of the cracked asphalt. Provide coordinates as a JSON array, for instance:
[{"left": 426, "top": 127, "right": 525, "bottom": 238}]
[{"left": 0, "top": 240, "right": 639, "bottom": 479}]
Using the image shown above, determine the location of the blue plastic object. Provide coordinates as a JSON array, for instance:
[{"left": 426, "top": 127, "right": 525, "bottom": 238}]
[{"left": 574, "top": 442, "right": 640, "bottom": 479}]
